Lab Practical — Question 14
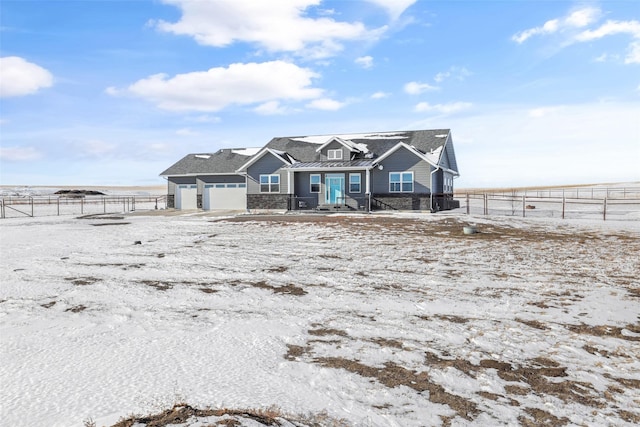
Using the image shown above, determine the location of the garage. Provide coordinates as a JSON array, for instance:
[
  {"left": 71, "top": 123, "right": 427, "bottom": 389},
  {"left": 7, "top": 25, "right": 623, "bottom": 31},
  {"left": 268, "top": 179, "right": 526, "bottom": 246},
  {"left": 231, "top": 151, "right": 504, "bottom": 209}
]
[
  {"left": 175, "top": 184, "right": 197, "bottom": 210},
  {"left": 203, "top": 183, "right": 247, "bottom": 210}
]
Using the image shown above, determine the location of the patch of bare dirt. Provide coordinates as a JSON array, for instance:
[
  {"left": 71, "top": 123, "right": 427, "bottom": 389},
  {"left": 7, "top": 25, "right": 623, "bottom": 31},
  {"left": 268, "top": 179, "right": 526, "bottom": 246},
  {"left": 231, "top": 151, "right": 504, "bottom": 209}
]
[
  {"left": 515, "top": 318, "right": 549, "bottom": 330},
  {"left": 567, "top": 323, "right": 640, "bottom": 341},
  {"left": 41, "top": 301, "right": 56, "bottom": 308},
  {"left": 248, "top": 280, "right": 307, "bottom": 296},
  {"left": 518, "top": 407, "right": 570, "bottom": 426},
  {"left": 65, "top": 305, "right": 87, "bottom": 313},
  {"left": 315, "top": 357, "right": 479, "bottom": 421},
  {"left": 65, "top": 276, "right": 100, "bottom": 286}
]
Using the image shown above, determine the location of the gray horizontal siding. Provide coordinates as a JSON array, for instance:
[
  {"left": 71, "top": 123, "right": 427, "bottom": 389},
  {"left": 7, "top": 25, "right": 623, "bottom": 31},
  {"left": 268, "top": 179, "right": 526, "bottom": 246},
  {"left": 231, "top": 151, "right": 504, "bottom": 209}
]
[
  {"left": 246, "top": 154, "right": 287, "bottom": 194},
  {"left": 371, "top": 147, "right": 431, "bottom": 194}
]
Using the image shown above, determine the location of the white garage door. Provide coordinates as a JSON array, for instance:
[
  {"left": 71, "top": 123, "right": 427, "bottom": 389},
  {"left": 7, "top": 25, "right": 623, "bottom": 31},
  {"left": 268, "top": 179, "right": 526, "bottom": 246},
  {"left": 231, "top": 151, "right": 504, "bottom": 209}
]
[
  {"left": 203, "top": 183, "right": 246, "bottom": 210},
  {"left": 175, "top": 185, "right": 197, "bottom": 210}
]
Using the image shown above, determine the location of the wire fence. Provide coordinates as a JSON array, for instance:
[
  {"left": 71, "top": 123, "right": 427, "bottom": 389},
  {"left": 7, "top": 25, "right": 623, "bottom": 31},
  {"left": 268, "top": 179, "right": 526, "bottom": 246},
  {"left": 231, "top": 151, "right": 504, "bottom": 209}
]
[
  {"left": 457, "top": 189, "right": 640, "bottom": 221},
  {"left": 0, "top": 195, "right": 167, "bottom": 219}
]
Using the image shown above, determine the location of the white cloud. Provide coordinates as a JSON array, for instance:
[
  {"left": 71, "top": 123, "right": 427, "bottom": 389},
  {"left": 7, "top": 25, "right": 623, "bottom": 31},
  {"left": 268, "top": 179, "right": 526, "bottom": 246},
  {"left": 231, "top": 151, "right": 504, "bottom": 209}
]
[
  {"left": 74, "top": 139, "right": 118, "bottom": 158},
  {"left": 365, "top": 0, "right": 417, "bottom": 21},
  {"left": 404, "top": 81, "right": 438, "bottom": 95},
  {"left": 371, "top": 91, "right": 389, "bottom": 99},
  {"left": 117, "top": 61, "right": 323, "bottom": 112},
  {"left": 0, "top": 146, "right": 42, "bottom": 161},
  {"left": 512, "top": 6, "right": 600, "bottom": 43},
  {"left": 254, "top": 100, "right": 289, "bottom": 115},
  {"left": 156, "top": 0, "right": 382, "bottom": 59},
  {"left": 355, "top": 55, "right": 374, "bottom": 69},
  {"left": 513, "top": 8, "right": 640, "bottom": 66},
  {"left": 574, "top": 19, "right": 640, "bottom": 42},
  {"left": 434, "top": 66, "right": 471, "bottom": 83},
  {"left": 0, "top": 56, "right": 53, "bottom": 98},
  {"left": 528, "top": 106, "right": 564, "bottom": 117},
  {"left": 306, "top": 98, "right": 345, "bottom": 110},
  {"left": 625, "top": 41, "right": 640, "bottom": 64},
  {"left": 414, "top": 101, "right": 472, "bottom": 114},
  {"left": 176, "top": 128, "right": 199, "bottom": 136}
]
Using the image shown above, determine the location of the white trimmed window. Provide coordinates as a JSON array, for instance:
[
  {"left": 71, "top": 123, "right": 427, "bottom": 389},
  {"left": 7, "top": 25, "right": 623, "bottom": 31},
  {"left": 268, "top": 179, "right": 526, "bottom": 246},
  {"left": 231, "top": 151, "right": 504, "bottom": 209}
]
[
  {"left": 310, "top": 174, "right": 321, "bottom": 193},
  {"left": 349, "top": 173, "right": 361, "bottom": 193},
  {"left": 389, "top": 171, "right": 414, "bottom": 192},
  {"left": 260, "top": 174, "right": 280, "bottom": 193},
  {"left": 327, "top": 149, "right": 343, "bottom": 160}
]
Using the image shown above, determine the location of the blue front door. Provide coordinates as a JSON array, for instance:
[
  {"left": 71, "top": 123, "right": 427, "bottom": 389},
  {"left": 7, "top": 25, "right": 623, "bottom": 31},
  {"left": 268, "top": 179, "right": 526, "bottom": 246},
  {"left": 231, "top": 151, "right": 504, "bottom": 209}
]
[{"left": 325, "top": 174, "right": 345, "bottom": 204}]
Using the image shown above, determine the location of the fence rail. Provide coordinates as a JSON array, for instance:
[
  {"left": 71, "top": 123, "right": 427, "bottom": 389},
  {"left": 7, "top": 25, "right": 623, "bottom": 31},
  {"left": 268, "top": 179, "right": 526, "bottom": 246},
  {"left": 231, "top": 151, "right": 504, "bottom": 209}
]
[
  {"left": 0, "top": 195, "right": 167, "bottom": 219},
  {"left": 457, "top": 192, "right": 640, "bottom": 221}
]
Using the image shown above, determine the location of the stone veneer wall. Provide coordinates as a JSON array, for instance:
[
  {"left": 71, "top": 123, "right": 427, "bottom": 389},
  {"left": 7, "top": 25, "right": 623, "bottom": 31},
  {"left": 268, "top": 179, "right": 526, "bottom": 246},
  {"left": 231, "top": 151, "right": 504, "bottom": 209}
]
[
  {"left": 247, "top": 194, "right": 290, "bottom": 210},
  {"left": 372, "top": 194, "right": 431, "bottom": 211},
  {"left": 197, "top": 195, "right": 202, "bottom": 209},
  {"left": 167, "top": 195, "right": 175, "bottom": 209}
]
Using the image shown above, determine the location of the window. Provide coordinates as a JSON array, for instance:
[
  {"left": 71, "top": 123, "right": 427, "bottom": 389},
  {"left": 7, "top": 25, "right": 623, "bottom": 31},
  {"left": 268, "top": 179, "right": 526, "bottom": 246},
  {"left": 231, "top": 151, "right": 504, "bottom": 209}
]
[
  {"left": 327, "top": 149, "right": 343, "bottom": 160},
  {"left": 310, "top": 174, "right": 321, "bottom": 193},
  {"left": 389, "top": 171, "right": 413, "bottom": 193},
  {"left": 349, "top": 173, "right": 361, "bottom": 193},
  {"left": 260, "top": 174, "right": 280, "bottom": 193}
]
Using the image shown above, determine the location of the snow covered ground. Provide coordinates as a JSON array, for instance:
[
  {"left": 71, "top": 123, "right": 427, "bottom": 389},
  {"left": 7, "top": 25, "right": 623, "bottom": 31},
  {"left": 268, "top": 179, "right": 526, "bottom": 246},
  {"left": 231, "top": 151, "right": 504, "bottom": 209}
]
[{"left": 1, "top": 211, "right": 639, "bottom": 426}]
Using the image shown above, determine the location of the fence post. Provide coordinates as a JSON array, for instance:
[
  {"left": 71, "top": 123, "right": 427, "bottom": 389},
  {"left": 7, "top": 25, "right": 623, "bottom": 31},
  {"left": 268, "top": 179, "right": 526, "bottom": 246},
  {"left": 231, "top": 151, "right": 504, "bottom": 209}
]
[
  {"left": 484, "top": 193, "right": 488, "bottom": 215},
  {"left": 57, "top": 197, "right": 60, "bottom": 216},
  {"left": 562, "top": 195, "right": 565, "bottom": 219},
  {"left": 81, "top": 198, "right": 84, "bottom": 214},
  {"left": 466, "top": 193, "right": 470, "bottom": 215},
  {"left": 522, "top": 195, "right": 526, "bottom": 217},
  {"left": 31, "top": 197, "right": 34, "bottom": 217},
  {"left": 603, "top": 197, "right": 607, "bottom": 221}
]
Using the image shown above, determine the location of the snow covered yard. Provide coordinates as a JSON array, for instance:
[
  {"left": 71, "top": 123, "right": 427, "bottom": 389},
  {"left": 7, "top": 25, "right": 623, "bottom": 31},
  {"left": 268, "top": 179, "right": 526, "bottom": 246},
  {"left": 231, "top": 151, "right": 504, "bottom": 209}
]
[{"left": 1, "top": 212, "right": 639, "bottom": 426}]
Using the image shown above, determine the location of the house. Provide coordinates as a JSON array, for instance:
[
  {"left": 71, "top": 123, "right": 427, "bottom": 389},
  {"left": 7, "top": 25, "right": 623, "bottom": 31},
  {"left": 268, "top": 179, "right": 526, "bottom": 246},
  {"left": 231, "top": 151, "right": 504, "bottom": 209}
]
[
  {"left": 160, "top": 147, "right": 260, "bottom": 210},
  {"left": 236, "top": 129, "right": 459, "bottom": 212},
  {"left": 160, "top": 129, "right": 460, "bottom": 212}
]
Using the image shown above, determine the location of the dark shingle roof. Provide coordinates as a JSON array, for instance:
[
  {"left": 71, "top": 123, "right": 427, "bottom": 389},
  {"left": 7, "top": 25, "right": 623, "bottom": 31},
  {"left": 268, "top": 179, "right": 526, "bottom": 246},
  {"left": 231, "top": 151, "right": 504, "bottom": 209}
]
[
  {"left": 263, "top": 129, "right": 452, "bottom": 167},
  {"left": 159, "top": 148, "right": 259, "bottom": 176}
]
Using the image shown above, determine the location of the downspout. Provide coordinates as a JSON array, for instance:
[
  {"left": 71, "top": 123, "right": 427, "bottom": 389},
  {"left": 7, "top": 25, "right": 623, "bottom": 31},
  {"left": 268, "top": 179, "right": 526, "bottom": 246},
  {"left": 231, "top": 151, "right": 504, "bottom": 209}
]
[
  {"left": 366, "top": 167, "right": 372, "bottom": 212},
  {"left": 430, "top": 165, "right": 441, "bottom": 213}
]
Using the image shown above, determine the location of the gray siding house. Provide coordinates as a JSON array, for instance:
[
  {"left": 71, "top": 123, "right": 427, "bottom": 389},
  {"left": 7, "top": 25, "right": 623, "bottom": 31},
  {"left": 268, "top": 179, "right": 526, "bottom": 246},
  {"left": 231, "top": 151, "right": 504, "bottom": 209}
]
[
  {"left": 236, "top": 129, "right": 459, "bottom": 212},
  {"left": 160, "top": 148, "right": 260, "bottom": 210},
  {"left": 161, "top": 129, "right": 460, "bottom": 212}
]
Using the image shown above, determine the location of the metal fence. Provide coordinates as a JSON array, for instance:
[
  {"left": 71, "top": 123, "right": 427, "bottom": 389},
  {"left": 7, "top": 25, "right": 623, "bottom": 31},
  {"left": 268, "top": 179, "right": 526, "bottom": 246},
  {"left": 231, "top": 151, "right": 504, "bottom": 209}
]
[
  {"left": 457, "top": 188, "right": 640, "bottom": 221},
  {"left": 0, "top": 195, "right": 167, "bottom": 219}
]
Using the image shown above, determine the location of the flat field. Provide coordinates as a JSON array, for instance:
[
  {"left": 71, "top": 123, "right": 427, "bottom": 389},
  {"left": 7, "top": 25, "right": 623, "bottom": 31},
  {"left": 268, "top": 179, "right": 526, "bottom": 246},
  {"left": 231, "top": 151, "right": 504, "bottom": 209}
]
[{"left": 1, "top": 211, "right": 639, "bottom": 426}]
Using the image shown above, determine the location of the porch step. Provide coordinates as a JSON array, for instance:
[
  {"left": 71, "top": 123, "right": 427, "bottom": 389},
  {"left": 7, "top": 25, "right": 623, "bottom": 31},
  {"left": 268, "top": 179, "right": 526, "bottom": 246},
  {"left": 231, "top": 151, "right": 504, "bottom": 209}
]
[{"left": 316, "top": 204, "right": 356, "bottom": 212}]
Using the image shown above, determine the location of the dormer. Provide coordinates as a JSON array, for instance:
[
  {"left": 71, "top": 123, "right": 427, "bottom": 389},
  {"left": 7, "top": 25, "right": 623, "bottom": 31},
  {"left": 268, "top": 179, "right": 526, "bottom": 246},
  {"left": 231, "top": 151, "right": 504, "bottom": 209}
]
[{"left": 316, "top": 137, "right": 368, "bottom": 162}]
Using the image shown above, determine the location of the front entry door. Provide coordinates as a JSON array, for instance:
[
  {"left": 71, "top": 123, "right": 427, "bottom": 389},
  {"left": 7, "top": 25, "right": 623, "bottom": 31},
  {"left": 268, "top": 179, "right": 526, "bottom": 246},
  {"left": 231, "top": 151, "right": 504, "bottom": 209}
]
[{"left": 325, "top": 174, "right": 345, "bottom": 204}]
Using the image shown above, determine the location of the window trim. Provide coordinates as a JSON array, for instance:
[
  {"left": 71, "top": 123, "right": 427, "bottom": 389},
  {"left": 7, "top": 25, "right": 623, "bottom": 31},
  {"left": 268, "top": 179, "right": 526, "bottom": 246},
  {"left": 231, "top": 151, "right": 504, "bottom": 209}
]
[
  {"left": 389, "top": 171, "right": 414, "bottom": 193},
  {"left": 310, "top": 174, "right": 321, "bottom": 193},
  {"left": 349, "top": 173, "right": 361, "bottom": 193},
  {"left": 327, "top": 149, "right": 343, "bottom": 160},
  {"left": 259, "top": 174, "right": 280, "bottom": 193}
]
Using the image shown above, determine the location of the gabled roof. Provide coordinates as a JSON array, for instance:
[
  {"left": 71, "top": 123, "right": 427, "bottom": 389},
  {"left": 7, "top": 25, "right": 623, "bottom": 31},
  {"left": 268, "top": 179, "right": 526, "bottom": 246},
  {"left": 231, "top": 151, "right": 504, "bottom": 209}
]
[
  {"left": 159, "top": 148, "right": 260, "bottom": 177},
  {"left": 236, "top": 147, "right": 296, "bottom": 172},
  {"left": 259, "top": 129, "right": 458, "bottom": 173}
]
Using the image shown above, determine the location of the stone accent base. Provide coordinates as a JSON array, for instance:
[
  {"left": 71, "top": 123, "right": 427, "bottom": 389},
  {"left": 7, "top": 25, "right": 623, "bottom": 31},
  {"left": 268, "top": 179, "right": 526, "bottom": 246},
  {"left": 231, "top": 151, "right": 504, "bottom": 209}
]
[
  {"left": 371, "top": 194, "right": 431, "bottom": 210},
  {"left": 247, "top": 194, "right": 289, "bottom": 210},
  {"left": 167, "top": 194, "right": 175, "bottom": 209}
]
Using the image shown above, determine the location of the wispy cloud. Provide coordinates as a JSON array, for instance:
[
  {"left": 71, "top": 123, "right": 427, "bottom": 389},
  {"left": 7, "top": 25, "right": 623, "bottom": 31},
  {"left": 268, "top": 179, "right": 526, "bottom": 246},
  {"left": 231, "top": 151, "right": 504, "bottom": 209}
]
[
  {"left": 254, "top": 100, "right": 289, "bottom": 115},
  {"left": 0, "top": 56, "right": 53, "bottom": 98},
  {"left": 404, "top": 81, "right": 438, "bottom": 95},
  {"left": 414, "top": 101, "right": 472, "bottom": 114},
  {"left": 370, "top": 91, "right": 389, "bottom": 99},
  {"left": 512, "top": 6, "right": 600, "bottom": 43},
  {"left": 513, "top": 6, "right": 640, "bottom": 64},
  {"left": 0, "top": 146, "right": 42, "bottom": 161},
  {"left": 355, "top": 55, "right": 374, "bottom": 69},
  {"left": 434, "top": 66, "right": 472, "bottom": 83},
  {"left": 306, "top": 98, "right": 345, "bottom": 111}
]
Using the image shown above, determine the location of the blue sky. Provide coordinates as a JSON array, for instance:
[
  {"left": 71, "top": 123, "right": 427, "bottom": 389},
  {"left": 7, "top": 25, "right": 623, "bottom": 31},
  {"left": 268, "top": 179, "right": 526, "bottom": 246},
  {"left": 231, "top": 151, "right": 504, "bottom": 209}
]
[{"left": 1, "top": 0, "right": 638, "bottom": 188}]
